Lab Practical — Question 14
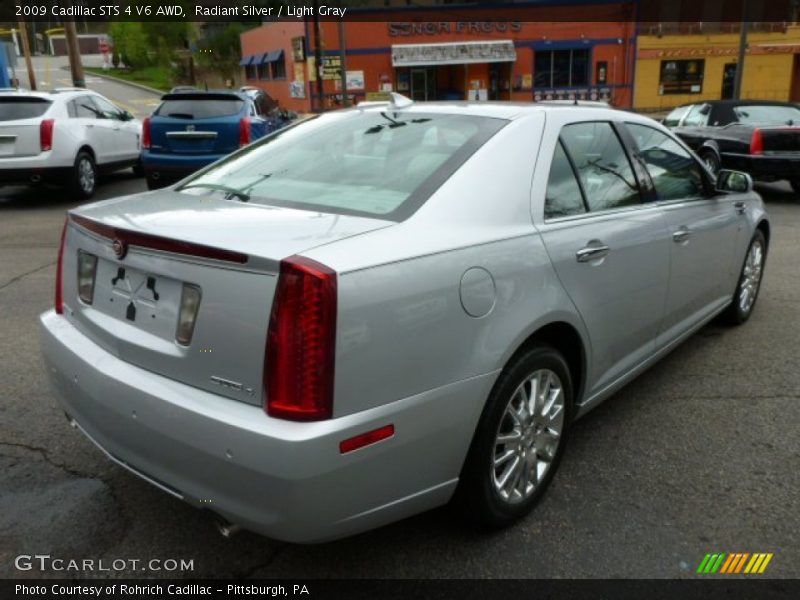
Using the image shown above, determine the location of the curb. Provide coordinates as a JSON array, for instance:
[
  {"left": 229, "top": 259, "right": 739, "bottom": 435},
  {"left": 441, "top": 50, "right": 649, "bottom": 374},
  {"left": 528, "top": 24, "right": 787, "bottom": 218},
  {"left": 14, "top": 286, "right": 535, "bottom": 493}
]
[{"left": 82, "top": 69, "right": 166, "bottom": 96}]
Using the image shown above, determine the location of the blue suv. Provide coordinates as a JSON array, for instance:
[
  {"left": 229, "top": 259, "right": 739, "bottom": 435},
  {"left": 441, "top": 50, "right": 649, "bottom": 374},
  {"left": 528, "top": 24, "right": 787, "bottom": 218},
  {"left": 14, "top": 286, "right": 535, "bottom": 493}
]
[{"left": 141, "top": 90, "right": 293, "bottom": 189}]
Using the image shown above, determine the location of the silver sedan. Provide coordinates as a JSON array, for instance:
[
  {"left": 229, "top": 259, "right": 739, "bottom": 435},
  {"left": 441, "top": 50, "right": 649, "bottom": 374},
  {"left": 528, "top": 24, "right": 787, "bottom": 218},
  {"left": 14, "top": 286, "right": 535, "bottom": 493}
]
[{"left": 40, "top": 98, "right": 769, "bottom": 542}]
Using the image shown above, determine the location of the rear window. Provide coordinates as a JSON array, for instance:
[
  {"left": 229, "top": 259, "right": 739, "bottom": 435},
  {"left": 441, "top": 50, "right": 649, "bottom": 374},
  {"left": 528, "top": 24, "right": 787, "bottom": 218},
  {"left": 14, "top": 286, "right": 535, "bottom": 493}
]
[
  {"left": 155, "top": 96, "right": 244, "bottom": 119},
  {"left": 0, "top": 97, "right": 52, "bottom": 121},
  {"left": 663, "top": 105, "right": 690, "bottom": 127},
  {"left": 734, "top": 104, "right": 800, "bottom": 126},
  {"left": 179, "top": 111, "right": 505, "bottom": 221}
]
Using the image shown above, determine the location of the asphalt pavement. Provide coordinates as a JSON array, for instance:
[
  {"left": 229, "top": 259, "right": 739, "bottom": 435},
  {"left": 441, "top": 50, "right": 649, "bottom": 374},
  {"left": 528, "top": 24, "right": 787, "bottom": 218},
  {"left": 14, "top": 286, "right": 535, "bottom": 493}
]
[{"left": 0, "top": 167, "right": 799, "bottom": 578}]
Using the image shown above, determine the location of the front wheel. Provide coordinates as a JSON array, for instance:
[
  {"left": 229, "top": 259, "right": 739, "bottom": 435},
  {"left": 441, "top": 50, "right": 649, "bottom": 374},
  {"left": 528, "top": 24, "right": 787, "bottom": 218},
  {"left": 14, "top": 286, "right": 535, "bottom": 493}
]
[
  {"left": 457, "top": 345, "right": 573, "bottom": 528},
  {"left": 722, "top": 230, "right": 766, "bottom": 325}
]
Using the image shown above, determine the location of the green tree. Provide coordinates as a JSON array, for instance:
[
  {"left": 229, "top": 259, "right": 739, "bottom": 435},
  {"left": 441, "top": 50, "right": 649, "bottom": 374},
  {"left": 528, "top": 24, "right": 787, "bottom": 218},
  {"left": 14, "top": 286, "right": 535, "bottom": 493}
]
[{"left": 109, "top": 22, "right": 150, "bottom": 69}]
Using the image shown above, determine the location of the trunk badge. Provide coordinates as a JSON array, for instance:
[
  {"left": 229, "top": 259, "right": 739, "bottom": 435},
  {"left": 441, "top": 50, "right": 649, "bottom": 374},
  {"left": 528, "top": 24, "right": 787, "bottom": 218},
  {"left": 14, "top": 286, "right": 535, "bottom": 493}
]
[
  {"left": 186, "top": 124, "right": 195, "bottom": 131},
  {"left": 112, "top": 238, "right": 127, "bottom": 259}
]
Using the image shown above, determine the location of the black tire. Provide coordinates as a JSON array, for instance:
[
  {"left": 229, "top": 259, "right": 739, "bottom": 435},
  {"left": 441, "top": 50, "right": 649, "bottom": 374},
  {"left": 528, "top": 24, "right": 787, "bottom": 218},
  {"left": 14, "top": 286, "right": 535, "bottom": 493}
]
[
  {"left": 790, "top": 179, "right": 800, "bottom": 195},
  {"left": 721, "top": 230, "right": 767, "bottom": 325},
  {"left": 700, "top": 150, "right": 720, "bottom": 176},
  {"left": 457, "top": 344, "right": 574, "bottom": 528},
  {"left": 145, "top": 173, "right": 160, "bottom": 190},
  {"left": 71, "top": 151, "right": 97, "bottom": 199},
  {"left": 132, "top": 160, "right": 144, "bottom": 177}
]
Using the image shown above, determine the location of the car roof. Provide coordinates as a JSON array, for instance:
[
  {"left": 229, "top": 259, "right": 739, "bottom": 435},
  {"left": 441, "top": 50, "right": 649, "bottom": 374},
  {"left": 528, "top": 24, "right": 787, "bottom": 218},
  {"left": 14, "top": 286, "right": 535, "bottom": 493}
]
[{"left": 676, "top": 99, "right": 799, "bottom": 108}]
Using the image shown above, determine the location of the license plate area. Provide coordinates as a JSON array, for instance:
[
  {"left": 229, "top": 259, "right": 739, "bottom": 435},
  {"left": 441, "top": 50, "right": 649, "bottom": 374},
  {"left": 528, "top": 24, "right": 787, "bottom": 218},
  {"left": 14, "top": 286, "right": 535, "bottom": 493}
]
[{"left": 93, "top": 258, "right": 185, "bottom": 341}]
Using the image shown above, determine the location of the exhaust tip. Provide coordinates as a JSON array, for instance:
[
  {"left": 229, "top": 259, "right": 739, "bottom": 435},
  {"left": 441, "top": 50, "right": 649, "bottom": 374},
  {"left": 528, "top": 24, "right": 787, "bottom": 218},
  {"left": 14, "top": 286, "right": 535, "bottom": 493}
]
[
  {"left": 151, "top": 172, "right": 160, "bottom": 180},
  {"left": 30, "top": 174, "right": 42, "bottom": 183},
  {"left": 214, "top": 516, "right": 242, "bottom": 538}
]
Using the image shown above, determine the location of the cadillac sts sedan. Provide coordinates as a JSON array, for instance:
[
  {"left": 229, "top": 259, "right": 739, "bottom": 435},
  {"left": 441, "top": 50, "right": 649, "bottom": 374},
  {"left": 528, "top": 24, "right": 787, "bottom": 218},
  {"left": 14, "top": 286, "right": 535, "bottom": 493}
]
[{"left": 40, "top": 98, "right": 769, "bottom": 543}]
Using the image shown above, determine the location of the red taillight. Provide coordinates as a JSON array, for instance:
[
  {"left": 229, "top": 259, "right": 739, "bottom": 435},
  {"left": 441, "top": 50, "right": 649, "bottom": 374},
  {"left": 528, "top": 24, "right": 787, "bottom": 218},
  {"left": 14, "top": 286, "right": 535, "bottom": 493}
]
[
  {"left": 141, "top": 116, "right": 151, "bottom": 149},
  {"left": 239, "top": 117, "right": 251, "bottom": 147},
  {"left": 340, "top": 425, "right": 395, "bottom": 454},
  {"left": 750, "top": 128, "right": 763, "bottom": 155},
  {"left": 266, "top": 256, "right": 337, "bottom": 421},
  {"left": 40, "top": 118, "right": 54, "bottom": 152},
  {"left": 55, "top": 219, "right": 68, "bottom": 314}
]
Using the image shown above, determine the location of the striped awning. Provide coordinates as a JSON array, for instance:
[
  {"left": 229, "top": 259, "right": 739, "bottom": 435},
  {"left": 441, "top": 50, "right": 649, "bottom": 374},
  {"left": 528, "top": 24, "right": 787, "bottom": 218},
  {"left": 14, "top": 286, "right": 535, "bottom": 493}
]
[{"left": 239, "top": 55, "right": 255, "bottom": 66}]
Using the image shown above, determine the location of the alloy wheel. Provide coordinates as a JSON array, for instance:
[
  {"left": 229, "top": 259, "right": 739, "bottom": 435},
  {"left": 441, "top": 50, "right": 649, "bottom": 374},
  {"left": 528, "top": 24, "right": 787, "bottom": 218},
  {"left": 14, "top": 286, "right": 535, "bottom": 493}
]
[
  {"left": 79, "top": 158, "right": 95, "bottom": 195},
  {"left": 739, "top": 239, "right": 764, "bottom": 314}
]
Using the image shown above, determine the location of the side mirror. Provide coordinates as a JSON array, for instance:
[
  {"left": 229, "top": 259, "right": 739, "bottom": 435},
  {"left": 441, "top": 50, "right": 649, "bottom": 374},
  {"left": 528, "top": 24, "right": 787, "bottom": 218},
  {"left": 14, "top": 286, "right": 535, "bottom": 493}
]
[
  {"left": 119, "top": 110, "right": 133, "bottom": 121},
  {"left": 716, "top": 169, "right": 753, "bottom": 194}
]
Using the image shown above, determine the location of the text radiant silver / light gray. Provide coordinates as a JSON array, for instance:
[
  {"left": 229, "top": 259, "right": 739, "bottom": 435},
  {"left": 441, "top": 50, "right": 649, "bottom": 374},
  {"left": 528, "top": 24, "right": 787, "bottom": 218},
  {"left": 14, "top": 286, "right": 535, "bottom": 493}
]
[{"left": 40, "top": 101, "right": 769, "bottom": 542}]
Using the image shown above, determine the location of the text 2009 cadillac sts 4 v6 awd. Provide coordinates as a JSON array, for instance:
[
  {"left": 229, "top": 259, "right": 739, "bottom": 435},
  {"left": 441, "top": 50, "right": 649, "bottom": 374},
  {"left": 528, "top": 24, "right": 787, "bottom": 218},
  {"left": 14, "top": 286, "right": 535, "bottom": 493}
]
[{"left": 40, "top": 98, "right": 769, "bottom": 543}]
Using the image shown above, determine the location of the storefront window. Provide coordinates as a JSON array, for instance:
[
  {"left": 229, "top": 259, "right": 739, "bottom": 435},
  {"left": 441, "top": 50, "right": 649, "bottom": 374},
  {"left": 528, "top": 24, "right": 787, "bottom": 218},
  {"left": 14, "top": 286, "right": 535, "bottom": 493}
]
[
  {"left": 659, "top": 59, "right": 704, "bottom": 95},
  {"left": 272, "top": 57, "right": 286, "bottom": 80},
  {"left": 257, "top": 62, "right": 269, "bottom": 80},
  {"left": 534, "top": 49, "right": 590, "bottom": 88},
  {"left": 245, "top": 64, "right": 257, "bottom": 80}
]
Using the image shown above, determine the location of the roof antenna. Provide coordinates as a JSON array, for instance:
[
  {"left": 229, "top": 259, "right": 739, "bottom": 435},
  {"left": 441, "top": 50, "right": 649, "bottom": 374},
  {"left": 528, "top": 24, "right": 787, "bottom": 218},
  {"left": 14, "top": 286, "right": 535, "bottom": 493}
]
[{"left": 573, "top": 95, "right": 578, "bottom": 106}]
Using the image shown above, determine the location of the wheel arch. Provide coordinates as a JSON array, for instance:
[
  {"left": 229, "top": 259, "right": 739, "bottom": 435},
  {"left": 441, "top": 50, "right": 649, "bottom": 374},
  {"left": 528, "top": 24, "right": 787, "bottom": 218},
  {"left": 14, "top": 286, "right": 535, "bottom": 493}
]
[
  {"left": 76, "top": 145, "right": 96, "bottom": 162},
  {"left": 756, "top": 218, "right": 770, "bottom": 248}
]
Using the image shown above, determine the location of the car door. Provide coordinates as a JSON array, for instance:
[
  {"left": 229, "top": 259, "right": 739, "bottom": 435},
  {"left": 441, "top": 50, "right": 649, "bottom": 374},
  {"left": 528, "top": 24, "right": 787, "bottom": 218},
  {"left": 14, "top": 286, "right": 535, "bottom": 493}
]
[
  {"left": 71, "top": 95, "right": 109, "bottom": 162},
  {"left": 536, "top": 118, "right": 671, "bottom": 396},
  {"left": 624, "top": 122, "right": 742, "bottom": 347},
  {"left": 89, "top": 95, "right": 138, "bottom": 163}
]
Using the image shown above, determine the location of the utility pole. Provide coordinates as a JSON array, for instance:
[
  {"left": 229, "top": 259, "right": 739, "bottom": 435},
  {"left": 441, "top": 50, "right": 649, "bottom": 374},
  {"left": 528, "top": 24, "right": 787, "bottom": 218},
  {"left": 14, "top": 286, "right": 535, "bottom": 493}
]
[
  {"left": 733, "top": 0, "right": 749, "bottom": 100},
  {"left": 17, "top": 19, "right": 36, "bottom": 90},
  {"left": 313, "top": 0, "right": 324, "bottom": 111},
  {"left": 338, "top": 20, "right": 348, "bottom": 107},
  {"left": 64, "top": 20, "right": 85, "bottom": 88}
]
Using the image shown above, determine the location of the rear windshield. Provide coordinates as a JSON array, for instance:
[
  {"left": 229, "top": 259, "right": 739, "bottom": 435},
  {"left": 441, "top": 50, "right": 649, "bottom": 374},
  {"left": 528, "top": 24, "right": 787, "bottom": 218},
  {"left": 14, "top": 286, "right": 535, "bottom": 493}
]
[
  {"left": 0, "top": 97, "right": 52, "bottom": 121},
  {"left": 734, "top": 104, "right": 800, "bottom": 125},
  {"left": 178, "top": 111, "right": 505, "bottom": 220},
  {"left": 155, "top": 96, "right": 244, "bottom": 119}
]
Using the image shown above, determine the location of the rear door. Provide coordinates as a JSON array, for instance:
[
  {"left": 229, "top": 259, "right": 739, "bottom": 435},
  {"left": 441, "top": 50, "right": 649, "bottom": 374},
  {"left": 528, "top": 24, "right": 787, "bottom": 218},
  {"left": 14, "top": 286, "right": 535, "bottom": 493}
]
[
  {"left": 149, "top": 94, "right": 245, "bottom": 156},
  {"left": 72, "top": 95, "right": 109, "bottom": 162},
  {"left": 0, "top": 96, "right": 52, "bottom": 157},
  {"left": 624, "top": 122, "right": 741, "bottom": 344},
  {"left": 89, "top": 95, "right": 139, "bottom": 162},
  {"left": 536, "top": 118, "right": 671, "bottom": 396}
]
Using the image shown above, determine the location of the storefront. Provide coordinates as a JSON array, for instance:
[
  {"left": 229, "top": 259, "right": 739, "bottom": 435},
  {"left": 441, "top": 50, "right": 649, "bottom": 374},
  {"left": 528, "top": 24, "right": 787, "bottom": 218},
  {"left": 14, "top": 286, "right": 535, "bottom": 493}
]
[
  {"left": 239, "top": 2, "right": 637, "bottom": 112},
  {"left": 634, "top": 24, "right": 800, "bottom": 110}
]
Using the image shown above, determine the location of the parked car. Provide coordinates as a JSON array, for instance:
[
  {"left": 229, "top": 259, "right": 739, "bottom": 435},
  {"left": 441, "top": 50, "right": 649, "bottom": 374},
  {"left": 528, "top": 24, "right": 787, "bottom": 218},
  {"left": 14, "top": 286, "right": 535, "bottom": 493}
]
[
  {"left": 141, "top": 90, "right": 294, "bottom": 190},
  {"left": 41, "top": 100, "right": 769, "bottom": 543},
  {"left": 664, "top": 99, "right": 800, "bottom": 192},
  {"left": 0, "top": 88, "right": 142, "bottom": 198}
]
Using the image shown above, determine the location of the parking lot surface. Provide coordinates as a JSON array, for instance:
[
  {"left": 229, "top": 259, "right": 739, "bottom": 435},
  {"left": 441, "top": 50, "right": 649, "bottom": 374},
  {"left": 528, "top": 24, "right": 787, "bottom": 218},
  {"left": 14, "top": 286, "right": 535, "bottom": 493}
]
[{"left": 1, "top": 173, "right": 798, "bottom": 579}]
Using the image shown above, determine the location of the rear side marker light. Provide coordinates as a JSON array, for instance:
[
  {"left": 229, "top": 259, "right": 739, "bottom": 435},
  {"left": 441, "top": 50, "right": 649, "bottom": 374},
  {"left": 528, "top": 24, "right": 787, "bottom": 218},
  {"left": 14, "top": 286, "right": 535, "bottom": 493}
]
[
  {"left": 340, "top": 425, "right": 395, "bottom": 454},
  {"left": 266, "top": 255, "right": 337, "bottom": 421},
  {"left": 750, "top": 129, "right": 763, "bottom": 155},
  {"left": 176, "top": 284, "right": 202, "bottom": 346},
  {"left": 55, "top": 219, "right": 68, "bottom": 314},
  {"left": 40, "top": 118, "right": 54, "bottom": 151},
  {"left": 77, "top": 250, "right": 98, "bottom": 305}
]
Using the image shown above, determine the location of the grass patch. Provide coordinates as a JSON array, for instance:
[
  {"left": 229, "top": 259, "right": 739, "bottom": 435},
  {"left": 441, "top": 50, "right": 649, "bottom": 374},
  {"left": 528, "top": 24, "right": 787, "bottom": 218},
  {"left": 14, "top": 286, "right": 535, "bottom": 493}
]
[{"left": 85, "top": 66, "right": 173, "bottom": 92}]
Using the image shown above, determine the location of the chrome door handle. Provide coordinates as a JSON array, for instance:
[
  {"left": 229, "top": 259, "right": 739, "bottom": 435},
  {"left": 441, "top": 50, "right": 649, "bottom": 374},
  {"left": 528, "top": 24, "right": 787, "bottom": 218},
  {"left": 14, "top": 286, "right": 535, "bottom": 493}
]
[
  {"left": 576, "top": 245, "right": 610, "bottom": 263},
  {"left": 734, "top": 201, "right": 746, "bottom": 215},
  {"left": 672, "top": 228, "right": 690, "bottom": 243}
]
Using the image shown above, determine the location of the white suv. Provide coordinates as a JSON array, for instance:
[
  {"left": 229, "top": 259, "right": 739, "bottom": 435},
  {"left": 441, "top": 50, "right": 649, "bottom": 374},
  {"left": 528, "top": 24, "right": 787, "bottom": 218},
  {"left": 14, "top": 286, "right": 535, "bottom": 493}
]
[{"left": 0, "top": 89, "right": 142, "bottom": 198}]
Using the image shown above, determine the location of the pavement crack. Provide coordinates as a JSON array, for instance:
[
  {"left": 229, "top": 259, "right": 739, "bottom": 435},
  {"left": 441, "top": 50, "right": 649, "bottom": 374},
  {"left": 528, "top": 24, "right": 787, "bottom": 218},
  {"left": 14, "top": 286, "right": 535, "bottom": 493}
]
[
  {"left": 0, "top": 440, "right": 88, "bottom": 479},
  {"left": 0, "top": 260, "right": 56, "bottom": 291},
  {"left": 235, "top": 543, "right": 289, "bottom": 579}
]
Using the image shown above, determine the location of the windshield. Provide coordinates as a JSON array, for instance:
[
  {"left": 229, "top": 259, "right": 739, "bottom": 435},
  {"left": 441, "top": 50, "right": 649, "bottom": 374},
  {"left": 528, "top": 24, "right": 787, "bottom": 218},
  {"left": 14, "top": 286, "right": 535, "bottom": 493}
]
[
  {"left": 178, "top": 111, "right": 505, "bottom": 220},
  {"left": 734, "top": 105, "right": 800, "bottom": 125},
  {"left": 0, "top": 97, "right": 52, "bottom": 121}
]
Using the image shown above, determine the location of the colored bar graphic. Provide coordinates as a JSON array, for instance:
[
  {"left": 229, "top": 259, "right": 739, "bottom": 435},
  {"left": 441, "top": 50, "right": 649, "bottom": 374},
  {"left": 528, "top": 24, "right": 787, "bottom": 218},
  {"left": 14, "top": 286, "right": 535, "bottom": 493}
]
[
  {"left": 699, "top": 552, "right": 773, "bottom": 575},
  {"left": 720, "top": 554, "right": 736, "bottom": 574},
  {"left": 697, "top": 554, "right": 712, "bottom": 574},
  {"left": 735, "top": 553, "right": 750, "bottom": 573},
  {"left": 759, "top": 554, "right": 773, "bottom": 573},
  {"left": 710, "top": 553, "right": 726, "bottom": 573}
]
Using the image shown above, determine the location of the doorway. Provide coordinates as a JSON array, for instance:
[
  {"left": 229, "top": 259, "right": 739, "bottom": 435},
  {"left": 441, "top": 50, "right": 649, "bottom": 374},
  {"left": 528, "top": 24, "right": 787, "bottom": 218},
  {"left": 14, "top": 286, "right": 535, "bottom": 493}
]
[
  {"left": 410, "top": 67, "right": 436, "bottom": 101},
  {"left": 721, "top": 63, "right": 737, "bottom": 99},
  {"left": 791, "top": 54, "right": 800, "bottom": 102}
]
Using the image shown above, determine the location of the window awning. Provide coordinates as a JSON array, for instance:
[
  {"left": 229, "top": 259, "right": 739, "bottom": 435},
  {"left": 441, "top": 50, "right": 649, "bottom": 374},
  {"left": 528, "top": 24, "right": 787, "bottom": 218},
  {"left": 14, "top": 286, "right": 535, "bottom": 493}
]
[
  {"left": 263, "top": 49, "right": 284, "bottom": 63},
  {"left": 239, "top": 55, "right": 255, "bottom": 66},
  {"left": 392, "top": 40, "right": 516, "bottom": 67}
]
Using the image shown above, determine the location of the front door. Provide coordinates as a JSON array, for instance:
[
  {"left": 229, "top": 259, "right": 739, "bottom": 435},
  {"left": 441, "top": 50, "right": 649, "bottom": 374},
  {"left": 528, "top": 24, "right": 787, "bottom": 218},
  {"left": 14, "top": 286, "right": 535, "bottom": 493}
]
[
  {"left": 721, "top": 63, "right": 737, "bottom": 99},
  {"left": 410, "top": 68, "right": 434, "bottom": 101}
]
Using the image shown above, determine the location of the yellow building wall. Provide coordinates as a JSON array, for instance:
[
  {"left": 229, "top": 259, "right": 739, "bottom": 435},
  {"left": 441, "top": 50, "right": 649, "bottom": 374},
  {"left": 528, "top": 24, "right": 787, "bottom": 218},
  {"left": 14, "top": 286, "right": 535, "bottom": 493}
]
[{"left": 635, "top": 27, "right": 800, "bottom": 110}]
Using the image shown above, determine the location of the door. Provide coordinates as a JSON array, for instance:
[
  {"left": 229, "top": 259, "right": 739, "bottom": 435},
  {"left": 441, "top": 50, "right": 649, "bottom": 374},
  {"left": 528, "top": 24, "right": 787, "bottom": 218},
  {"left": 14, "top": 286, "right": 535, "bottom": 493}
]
[
  {"left": 89, "top": 95, "right": 139, "bottom": 163},
  {"left": 72, "top": 95, "right": 109, "bottom": 162},
  {"left": 410, "top": 68, "right": 432, "bottom": 101},
  {"left": 721, "top": 63, "right": 737, "bottom": 100},
  {"left": 537, "top": 121, "right": 671, "bottom": 395},
  {"left": 624, "top": 122, "right": 741, "bottom": 346},
  {"left": 791, "top": 55, "right": 800, "bottom": 103}
]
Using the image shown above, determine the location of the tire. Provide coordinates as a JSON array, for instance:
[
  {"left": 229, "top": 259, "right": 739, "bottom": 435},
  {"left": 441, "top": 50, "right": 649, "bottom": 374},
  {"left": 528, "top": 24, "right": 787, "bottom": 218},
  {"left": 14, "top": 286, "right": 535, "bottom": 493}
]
[
  {"left": 790, "top": 179, "right": 800, "bottom": 195},
  {"left": 145, "top": 173, "right": 160, "bottom": 190},
  {"left": 457, "top": 344, "right": 574, "bottom": 528},
  {"left": 71, "top": 151, "right": 97, "bottom": 199},
  {"left": 700, "top": 150, "right": 720, "bottom": 176},
  {"left": 721, "top": 230, "right": 767, "bottom": 325},
  {"left": 132, "top": 160, "right": 144, "bottom": 177}
]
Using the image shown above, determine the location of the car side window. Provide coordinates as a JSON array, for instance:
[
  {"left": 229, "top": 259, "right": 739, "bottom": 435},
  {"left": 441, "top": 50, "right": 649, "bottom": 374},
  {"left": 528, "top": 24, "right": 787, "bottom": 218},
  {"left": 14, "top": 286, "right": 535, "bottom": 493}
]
[
  {"left": 74, "top": 96, "right": 100, "bottom": 119},
  {"left": 559, "top": 122, "right": 641, "bottom": 212},
  {"left": 663, "top": 105, "right": 690, "bottom": 127},
  {"left": 626, "top": 123, "right": 707, "bottom": 201},
  {"left": 682, "top": 104, "right": 708, "bottom": 126},
  {"left": 90, "top": 96, "right": 123, "bottom": 120},
  {"left": 544, "top": 141, "right": 587, "bottom": 219},
  {"left": 66, "top": 100, "right": 78, "bottom": 118}
]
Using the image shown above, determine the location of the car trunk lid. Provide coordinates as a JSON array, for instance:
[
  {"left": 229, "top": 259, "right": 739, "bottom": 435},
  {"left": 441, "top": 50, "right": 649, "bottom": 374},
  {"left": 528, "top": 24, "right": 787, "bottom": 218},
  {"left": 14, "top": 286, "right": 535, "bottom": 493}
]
[
  {"left": 758, "top": 126, "right": 800, "bottom": 154},
  {"left": 60, "top": 190, "right": 393, "bottom": 406},
  {"left": 0, "top": 97, "right": 52, "bottom": 157}
]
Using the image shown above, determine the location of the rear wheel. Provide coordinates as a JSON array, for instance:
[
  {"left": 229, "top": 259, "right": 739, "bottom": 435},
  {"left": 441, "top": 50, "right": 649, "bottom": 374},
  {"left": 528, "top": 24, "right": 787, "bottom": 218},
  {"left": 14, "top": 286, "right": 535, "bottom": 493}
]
[
  {"left": 132, "top": 159, "right": 144, "bottom": 177},
  {"left": 722, "top": 230, "right": 766, "bottom": 325},
  {"left": 458, "top": 345, "right": 573, "bottom": 528},
  {"left": 71, "top": 151, "right": 96, "bottom": 199},
  {"left": 790, "top": 179, "right": 800, "bottom": 195}
]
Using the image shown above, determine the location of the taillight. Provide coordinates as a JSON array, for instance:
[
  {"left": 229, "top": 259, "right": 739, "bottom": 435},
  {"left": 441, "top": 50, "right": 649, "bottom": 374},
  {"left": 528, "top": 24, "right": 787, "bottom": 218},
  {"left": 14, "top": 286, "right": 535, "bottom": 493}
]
[
  {"left": 40, "top": 118, "right": 54, "bottom": 151},
  {"left": 76, "top": 250, "right": 98, "bottom": 305},
  {"left": 265, "top": 256, "right": 337, "bottom": 421},
  {"left": 176, "top": 284, "right": 202, "bottom": 346},
  {"left": 750, "top": 128, "right": 763, "bottom": 155},
  {"left": 55, "top": 219, "right": 68, "bottom": 314},
  {"left": 239, "top": 117, "right": 251, "bottom": 147},
  {"left": 141, "top": 116, "right": 151, "bottom": 149}
]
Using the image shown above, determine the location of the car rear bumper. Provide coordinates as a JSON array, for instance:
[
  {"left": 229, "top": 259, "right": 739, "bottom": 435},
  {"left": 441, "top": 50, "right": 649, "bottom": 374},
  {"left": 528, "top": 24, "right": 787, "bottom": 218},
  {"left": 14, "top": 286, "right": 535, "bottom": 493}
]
[
  {"left": 40, "top": 310, "right": 490, "bottom": 542},
  {"left": 140, "top": 151, "right": 225, "bottom": 184},
  {"left": 0, "top": 154, "right": 72, "bottom": 184},
  {"left": 722, "top": 152, "right": 800, "bottom": 181}
]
